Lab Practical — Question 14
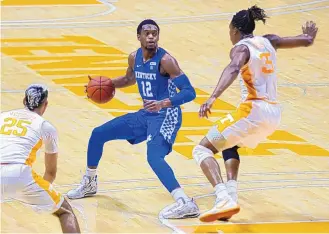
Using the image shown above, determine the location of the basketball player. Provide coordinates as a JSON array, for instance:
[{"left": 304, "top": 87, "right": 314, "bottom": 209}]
[
  {"left": 192, "top": 6, "right": 318, "bottom": 222},
  {"left": 67, "top": 19, "right": 199, "bottom": 219},
  {"left": 0, "top": 84, "right": 81, "bottom": 233}
]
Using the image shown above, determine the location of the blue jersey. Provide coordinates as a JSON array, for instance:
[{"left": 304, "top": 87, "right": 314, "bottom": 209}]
[
  {"left": 134, "top": 47, "right": 178, "bottom": 102},
  {"left": 133, "top": 47, "right": 182, "bottom": 144}
]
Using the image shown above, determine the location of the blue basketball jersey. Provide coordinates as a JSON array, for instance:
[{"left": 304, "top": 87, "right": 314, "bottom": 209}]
[
  {"left": 133, "top": 47, "right": 182, "bottom": 144},
  {"left": 134, "top": 47, "right": 178, "bottom": 102}
]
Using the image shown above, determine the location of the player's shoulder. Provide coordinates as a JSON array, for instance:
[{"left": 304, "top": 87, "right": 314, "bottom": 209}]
[
  {"left": 262, "top": 34, "right": 280, "bottom": 48},
  {"left": 160, "top": 48, "right": 177, "bottom": 63},
  {"left": 128, "top": 50, "right": 139, "bottom": 67},
  {"left": 263, "top": 34, "right": 280, "bottom": 41},
  {"left": 41, "top": 120, "right": 57, "bottom": 134},
  {"left": 129, "top": 49, "right": 139, "bottom": 59},
  {"left": 231, "top": 43, "right": 249, "bottom": 55}
]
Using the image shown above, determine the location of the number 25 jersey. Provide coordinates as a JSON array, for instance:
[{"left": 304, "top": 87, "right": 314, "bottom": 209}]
[{"left": 0, "top": 108, "right": 58, "bottom": 165}]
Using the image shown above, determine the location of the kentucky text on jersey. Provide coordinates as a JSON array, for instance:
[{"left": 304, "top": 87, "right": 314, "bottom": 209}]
[{"left": 135, "top": 71, "right": 157, "bottom": 80}]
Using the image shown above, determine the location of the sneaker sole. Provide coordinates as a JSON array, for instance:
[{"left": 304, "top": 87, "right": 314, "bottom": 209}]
[
  {"left": 164, "top": 212, "right": 200, "bottom": 219},
  {"left": 67, "top": 191, "right": 97, "bottom": 200},
  {"left": 218, "top": 215, "right": 232, "bottom": 221},
  {"left": 199, "top": 206, "right": 240, "bottom": 222}
]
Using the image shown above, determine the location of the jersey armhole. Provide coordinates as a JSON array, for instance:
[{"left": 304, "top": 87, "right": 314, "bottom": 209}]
[
  {"left": 235, "top": 43, "right": 251, "bottom": 69},
  {"left": 159, "top": 52, "right": 170, "bottom": 78}
]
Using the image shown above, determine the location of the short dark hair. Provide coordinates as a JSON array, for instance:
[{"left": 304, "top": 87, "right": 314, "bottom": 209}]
[
  {"left": 137, "top": 19, "right": 160, "bottom": 34},
  {"left": 24, "top": 84, "right": 48, "bottom": 111},
  {"left": 231, "top": 5, "right": 268, "bottom": 34}
]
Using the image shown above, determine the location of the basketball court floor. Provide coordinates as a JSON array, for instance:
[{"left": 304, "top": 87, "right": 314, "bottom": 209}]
[{"left": 1, "top": 0, "right": 329, "bottom": 233}]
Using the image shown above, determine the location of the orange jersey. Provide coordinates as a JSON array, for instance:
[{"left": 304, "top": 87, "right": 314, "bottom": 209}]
[{"left": 235, "top": 36, "right": 278, "bottom": 103}]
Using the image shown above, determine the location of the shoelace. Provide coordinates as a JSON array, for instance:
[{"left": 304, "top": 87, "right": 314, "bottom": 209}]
[{"left": 74, "top": 176, "right": 90, "bottom": 191}]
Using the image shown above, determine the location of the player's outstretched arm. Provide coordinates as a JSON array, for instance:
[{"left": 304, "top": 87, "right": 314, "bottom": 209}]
[
  {"left": 111, "top": 51, "right": 137, "bottom": 88},
  {"left": 199, "top": 45, "right": 249, "bottom": 118},
  {"left": 144, "top": 54, "right": 196, "bottom": 112},
  {"left": 264, "top": 21, "right": 318, "bottom": 49}
]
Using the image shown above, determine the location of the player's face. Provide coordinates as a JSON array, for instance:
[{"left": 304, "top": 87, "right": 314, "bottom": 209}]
[
  {"left": 138, "top": 24, "right": 159, "bottom": 51},
  {"left": 229, "top": 23, "right": 240, "bottom": 45}
]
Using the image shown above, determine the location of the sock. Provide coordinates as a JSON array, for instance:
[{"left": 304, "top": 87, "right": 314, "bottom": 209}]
[
  {"left": 86, "top": 168, "right": 97, "bottom": 177},
  {"left": 214, "top": 183, "right": 230, "bottom": 200},
  {"left": 171, "top": 188, "right": 189, "bottom": 202},
  {"left": 226, "top": 180, "right": 238, "bottom": 203}
]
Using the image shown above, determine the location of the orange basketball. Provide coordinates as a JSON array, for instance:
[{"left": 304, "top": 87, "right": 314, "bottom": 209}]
[{"left": 86, "top": 76, "right": 115, "bottom": 104}]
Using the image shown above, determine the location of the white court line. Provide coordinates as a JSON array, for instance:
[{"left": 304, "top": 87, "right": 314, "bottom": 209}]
[
  {"left": 2, "top": 0, "right": 116, "bottom": 23},
  {"left": 2, "top": 180, "right": 328, "bottom": 233},
  {"left": 2, "top": 0, "right": 327, "bottom": 25},
  {"left": 1, "top": 83, "right": 329, "bottom": 94},
  {"left": 162, "top": 184, "right": 329, "bottom": 233},
  {"left": 159, "top": 183, "right": 329, "bottom": 233},
  {"left": 1, "top": 1, "right": 328, "bottom": 28},
  {"left": 3, "top": 6, "right": 328, "bottom": 28},
  {"left": 56, "top": 173, "right": 329, "bottom": 187},
  {"left": 1, "top": 0, "right": 118, "bottom": 7},
  {"left": 74, "top": 181, "right": 329, "bottom": 194}
]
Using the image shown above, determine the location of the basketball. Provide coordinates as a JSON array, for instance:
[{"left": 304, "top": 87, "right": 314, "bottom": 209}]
[{"left": 86, "top": 75, "right": 115, "bottom": 104}]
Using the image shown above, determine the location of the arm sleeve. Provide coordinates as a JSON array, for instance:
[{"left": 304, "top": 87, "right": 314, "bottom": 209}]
[
  {"left": 41, "top": 121, "right": 59, "bottom": 154},
  {"left": 169, "top": 74, "right": 196, "bottom": 106}
]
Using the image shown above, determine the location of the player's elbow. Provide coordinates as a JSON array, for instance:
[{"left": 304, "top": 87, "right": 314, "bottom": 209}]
[
  {"left": 189, "top": 87, "right": 196, "bottom": 101},
  {"left": 229, "top": 64, "right": 242, "bottom": 75},
  {"left": 304, "top": 37, "right": 314, "bottom": 47},
  {"left": 182, "top": 86, "right": 196, "bottom": 102},
  {"left": 129, "top": 77, "right": 137, "bottom": 85}
]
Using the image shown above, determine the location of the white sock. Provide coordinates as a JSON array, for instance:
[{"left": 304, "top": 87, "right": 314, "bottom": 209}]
[
  {"left": 86, "top": 168, "right": 97, "bottom": 177},
  {"left": 171, "top": 188, "right": 189, "bottom": 202},
  {"left": 214, "top": 183, "right": 230, "bottom": 200},
  {"left": 226, "top": 180, "right": 238, "bottom": 203}
]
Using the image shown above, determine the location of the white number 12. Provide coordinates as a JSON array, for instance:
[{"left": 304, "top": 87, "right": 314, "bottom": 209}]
[{"left": 141, "top": 81, "right": 153, "bottom": 97}]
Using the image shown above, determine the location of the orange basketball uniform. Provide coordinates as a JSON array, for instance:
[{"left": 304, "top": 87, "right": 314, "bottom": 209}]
[{"left": 207, "top": 36, "right": 281, "bottom": 150}]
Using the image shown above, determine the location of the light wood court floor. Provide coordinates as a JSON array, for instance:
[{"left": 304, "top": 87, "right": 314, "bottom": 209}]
[{"left": 1, "top": 0, "right": 329, "bottom": 233}]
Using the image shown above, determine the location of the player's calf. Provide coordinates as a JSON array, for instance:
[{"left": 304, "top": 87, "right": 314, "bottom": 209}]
[
  {"left": 223, "top": 146, "right": 240, "bottom": 203},
  {"left": 192, "top": 137, "right": 240, "bottom": 222},
  {"left": 53, "top": 198, "right": 81, "bottom": 233}
]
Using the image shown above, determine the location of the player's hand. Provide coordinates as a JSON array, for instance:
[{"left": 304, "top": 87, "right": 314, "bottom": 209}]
[
  {"left": 144, "top": 100, "right": 163, "bottom": 112},
  {"left": 302, "top": 21, "right": 318, "bottom": 40},
  {"left": 84, "top": 85, "right": 89, "bottom": 98},
  {"left": 85, "top": 75, "right": 91, "bottom": 98},
  {"left": 199, "top": 97, "right": 216, "bottom": 118}
]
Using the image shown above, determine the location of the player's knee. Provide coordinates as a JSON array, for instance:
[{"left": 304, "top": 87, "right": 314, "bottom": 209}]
[
  {"left": 147, "top": 153, "right": 164, "bottom": 169},
  {"left": 90, "top": 126, "right": 108, "bottom": 142},
  {"left": 222, "top": 146, "right": 240, "bottom": 162},
  {"left": 192, "top": 145, "right": 215, "bottom": 166},
  {"left": 205, "top": 125, "right": 226, "bottom": 151}
]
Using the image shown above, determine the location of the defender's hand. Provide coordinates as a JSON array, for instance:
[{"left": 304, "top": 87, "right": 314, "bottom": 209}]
[
  {"left": 302, "top": 21, "right": 318, "bottom": 40},
  {"left": 199, "top": 97, "right": 216, "bottom": 118}
]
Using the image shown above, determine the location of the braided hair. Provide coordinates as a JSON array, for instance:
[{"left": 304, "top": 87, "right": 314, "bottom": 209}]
[
  {"left": 23, "top": 84, "right": 48, "bottom": 111},
  {"left": 231, "top": 5, "right": 268, "bottom": 34}
]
